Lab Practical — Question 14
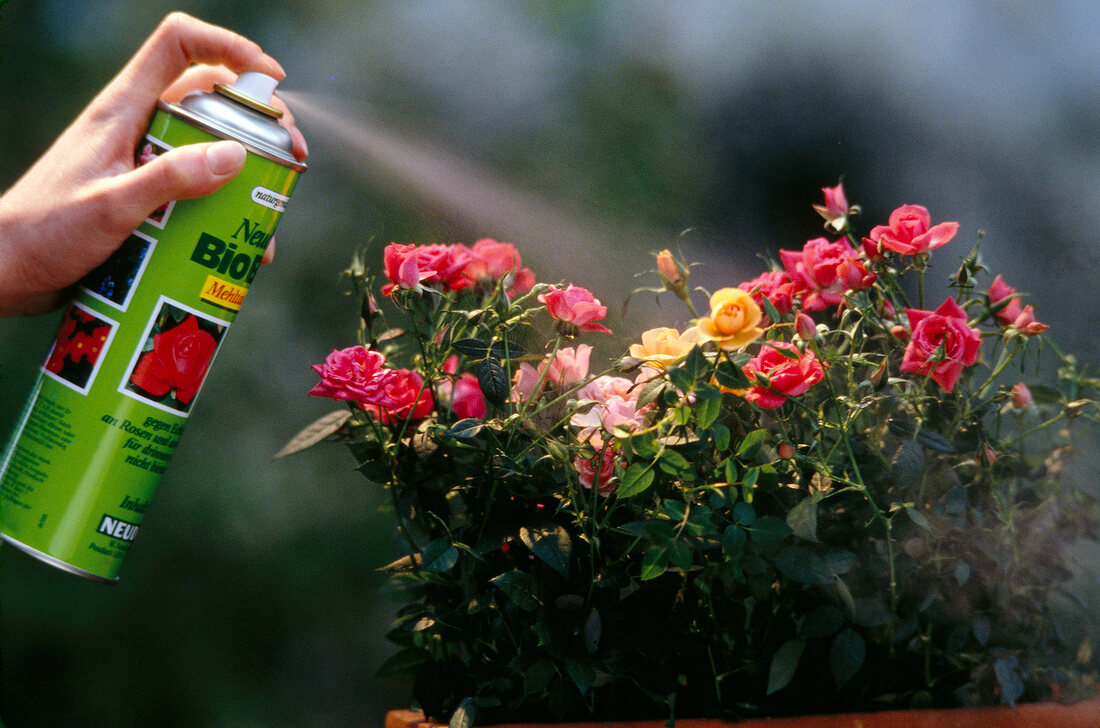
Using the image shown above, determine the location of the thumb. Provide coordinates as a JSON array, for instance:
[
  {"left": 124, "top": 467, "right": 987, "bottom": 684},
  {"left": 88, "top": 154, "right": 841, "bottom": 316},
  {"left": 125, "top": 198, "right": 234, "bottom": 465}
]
[{"left": 120, "top": 140, "right": 247, "bottom": 221}]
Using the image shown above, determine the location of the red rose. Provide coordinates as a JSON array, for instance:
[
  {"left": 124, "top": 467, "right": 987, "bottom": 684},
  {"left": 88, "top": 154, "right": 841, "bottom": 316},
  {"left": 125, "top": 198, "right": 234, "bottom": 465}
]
[
  {"left": 742, "top": 342, "right": 825, "bottom": 409},
  {"left": 899, "top": 297, "right": 981, "bottom": 392},
  {"left": 309, "top": 346, "right": 391, "bottom": 406},
  {"left": 780, "top": 237, "right": 874, "bottom": 311},
  {"left": 362, "top": 368, "right": 434, "bottom": 424},
  {"left": 130, "top": 315, "right": 217, "bottom": 405}
]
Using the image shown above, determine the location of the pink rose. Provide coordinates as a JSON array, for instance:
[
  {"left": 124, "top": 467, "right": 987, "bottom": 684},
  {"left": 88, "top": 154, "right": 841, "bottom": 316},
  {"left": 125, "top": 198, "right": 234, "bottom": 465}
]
[
  {"left": 865, "top": 204, "right": 958, "bottom": 257},
  {"left": 1010, "top": 382, "right": 1033, "bottom": 410},
  {"left": 309, "top": 346, "right": 392, "bottom": 407},
  {"left": 571, "top": 376, "right": 648, "bottom": 446},
  {"left": 812, "top": 182, "right": 851, "bottom": 232},
  {"left": 510, "top": 362, "right": 543, "bottom": 403},
  {"left": 464, "top": 238, "right": 536, "bottom": 296},
  {"left": 538, "top": 284, "right": 612, "bottom": 334},
  {"left": 436, "top": 356, "right": 487, "bottom": 419},
  {"left": 899, "top": 298, "right": 981, "bottom": 392},
  {"left": 362, "top": 368, "right": 435, "bottom": 424},
  {"left": 574, "top": 449, "right": 617, "bottom": 495},
  {"left": 380, "top": 243, "right": 476, "bottom": 296},
  {"left": 545, "top": 345, "right": 592, "bottom": 388},
  {"left": 780, "top": 238, "right": 874, "bottom": 311},
  {"left": 738, "top": 270, "right": 795, "bottom": 318},
  {"left": 741, "top": 342, "right": 825, "bottom": 409},
  {"left": 987, "top": 275, "right": 1047, "bottom": 335}
]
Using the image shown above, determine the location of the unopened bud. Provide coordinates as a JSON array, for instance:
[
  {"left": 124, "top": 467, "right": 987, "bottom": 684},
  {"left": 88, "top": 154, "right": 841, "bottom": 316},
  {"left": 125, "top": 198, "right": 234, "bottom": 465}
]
[
  {"left": 778, "top": 442, "right": 796, "bottom": 459},
  {"left": 1010, "top": 382, "right": 1032, "bottom": 409},
  {"left": 890, "top": 324, "right": 908, "bottom": 341},
  {"left": 795, "top": 312, "right": 817, "bottom": 341},
  {"left": 656, "top": 249, "right": 686, "bottom": 287}
]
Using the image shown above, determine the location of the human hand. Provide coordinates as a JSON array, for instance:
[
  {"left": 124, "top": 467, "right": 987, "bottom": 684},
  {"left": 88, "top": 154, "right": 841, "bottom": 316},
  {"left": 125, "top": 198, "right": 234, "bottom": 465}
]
[{"left": 0, "top": 12, "right": 308, "bottom": 316}]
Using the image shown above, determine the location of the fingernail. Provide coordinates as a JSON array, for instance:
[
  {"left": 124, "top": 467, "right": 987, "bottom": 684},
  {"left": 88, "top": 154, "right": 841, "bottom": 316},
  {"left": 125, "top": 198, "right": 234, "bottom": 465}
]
[
  {"left": 262, "top": 53, "right": 286, "bottom": 77},
  {"left": 206, "top": 141, "right": 247, "bottom": 176},
  {"left": 291, "top": 126, "right": 309, "bottom": 158}
]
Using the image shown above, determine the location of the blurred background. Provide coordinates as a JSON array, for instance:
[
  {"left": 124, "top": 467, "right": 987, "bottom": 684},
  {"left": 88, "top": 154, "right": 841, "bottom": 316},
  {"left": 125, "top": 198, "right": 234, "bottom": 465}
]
[{"left": 1, "top": 1, "right": 1099, "bottom": 726}]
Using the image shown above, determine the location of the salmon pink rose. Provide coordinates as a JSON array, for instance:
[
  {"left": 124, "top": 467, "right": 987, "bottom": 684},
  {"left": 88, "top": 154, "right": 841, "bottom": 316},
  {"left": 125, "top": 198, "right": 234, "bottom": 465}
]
[
  {"left": 683, "top": 287, "right": 764, "bottom": 351},
  {"left": 865, "top": 204, "right": 958, "bottom": 257},
  {"left": 538, "top": 284, "right": 612, "bottom": 334},
  {"left": 380, "top": 243, "right": 476, "bottom": 296},
  {"left": 741, "top": 342, "right": 825, "bottom": 409},
  {"left": 899, "top": 297, "right": 981, "bottom": 392},
  {"left": 464, "top": 238, "right": 536, "bottom": 296}
]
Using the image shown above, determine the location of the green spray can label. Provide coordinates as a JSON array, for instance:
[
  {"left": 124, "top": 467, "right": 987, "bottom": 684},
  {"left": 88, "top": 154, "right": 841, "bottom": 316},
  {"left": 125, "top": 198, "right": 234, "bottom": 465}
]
[{"left": 0, "top": 73, "right": 306, "bottom": 583}]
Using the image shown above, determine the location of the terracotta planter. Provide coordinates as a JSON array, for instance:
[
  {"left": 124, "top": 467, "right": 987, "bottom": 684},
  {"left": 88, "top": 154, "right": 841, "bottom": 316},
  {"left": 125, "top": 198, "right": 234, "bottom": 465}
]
[{"left": 386, "top": 698, "right": 1100, "bottom": 728}]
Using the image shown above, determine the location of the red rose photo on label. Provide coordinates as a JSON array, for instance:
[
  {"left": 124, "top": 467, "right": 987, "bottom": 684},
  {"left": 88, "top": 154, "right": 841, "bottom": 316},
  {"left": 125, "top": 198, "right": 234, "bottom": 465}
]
[
  {"left": 123, "top": 299, "right": 227, "bottom": 415},
  {"left": 42, "top": 303, "right": 117, "bottom": 394}
]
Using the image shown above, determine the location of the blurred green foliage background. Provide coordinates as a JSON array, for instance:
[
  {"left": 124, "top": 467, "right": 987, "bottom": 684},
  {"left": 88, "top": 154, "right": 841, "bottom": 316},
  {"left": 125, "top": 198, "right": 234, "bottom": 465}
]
[{"left": 1, "top": 1, "right": 1099, "bottom": 726}]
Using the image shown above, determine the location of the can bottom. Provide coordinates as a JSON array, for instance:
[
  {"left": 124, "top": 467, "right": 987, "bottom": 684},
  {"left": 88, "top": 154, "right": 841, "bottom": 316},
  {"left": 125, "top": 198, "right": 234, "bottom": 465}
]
[{"left": 1, "top": 534, "right": 119, "bottom": 585}]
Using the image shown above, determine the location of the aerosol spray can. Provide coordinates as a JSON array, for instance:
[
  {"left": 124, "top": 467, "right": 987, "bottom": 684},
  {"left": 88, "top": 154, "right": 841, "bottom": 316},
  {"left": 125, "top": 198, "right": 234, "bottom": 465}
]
[{"left": 0, "top": 72, "right": 306, "bottom": 582}]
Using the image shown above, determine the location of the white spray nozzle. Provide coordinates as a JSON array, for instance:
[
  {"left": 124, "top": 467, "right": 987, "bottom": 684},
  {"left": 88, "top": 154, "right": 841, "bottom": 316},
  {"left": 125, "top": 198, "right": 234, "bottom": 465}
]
[{"left": 232, "top": 72, "right": 279, "bottom": 104}]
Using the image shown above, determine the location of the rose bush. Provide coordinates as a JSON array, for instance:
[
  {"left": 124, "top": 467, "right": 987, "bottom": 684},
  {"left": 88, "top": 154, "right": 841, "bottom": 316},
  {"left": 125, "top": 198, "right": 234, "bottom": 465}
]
[{"left": 286, "top": 184, "right": 1099, "bottom": 726}]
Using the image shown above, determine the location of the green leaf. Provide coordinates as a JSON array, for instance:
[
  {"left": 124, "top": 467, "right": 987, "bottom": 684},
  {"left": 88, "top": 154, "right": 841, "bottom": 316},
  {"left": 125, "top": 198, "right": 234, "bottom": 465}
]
[
  {"left": 519, "top": 524, "right": 571, "bottom": 577},
  {"left": 830, "top": 628, "right": 866, "bottom": 691},
  {"left": 667, "top": 541, "right": 693, "bottom": 571},
  {"left": 681, "top": 345, "right": 710, "bottom": 382},
  {"left": 563, "top": 657, "right": 596, "bottom": 695},
  {"left": 735, "top": 429, "right": 768, "bottom": 459},
  {"left": 749, "top": 516, "right": 791, "bottom": 548},
  {"left": 905, "top": 505, "right": 931, "bottom": 531},
  {"left": 766, "top": 639, "right": 806, "bottom": 695},
  {"left": 733, "top": 501, "right": 756, "bottom": 526},
  {"left": 799, "top": 605, "right": 844, "bottom": 640},
  {"left": 617, "top": 462, "right": 656, "bottom": 498},
  {"left": 694, "top": 384, "right": 723, "bottom": 429},
  {"left": 710, "top": 423, "right": 731, "bottom": 451},
  {"left": 667, "top": 366, "right": 694, "bottom": 393},
  {"left": 640, "top": 546, "right": 669, "bottom": 580},
  {"left": 994, "top": 656, "right": 1025, "bottom": 708},
  {"left": 523, "top": 659, "right": 557, "bottom": 695},
  {"left": 657, "top": 448, "right": 691, "bottom": 475},
  {"left": 721, "top": 525, "right": 748, "bottom": 557},
  {"left": 477, "top": 357, "right": 509, "bottom": 406},
  {"left": 443, "top": 418, "right": 484, "bottom": 440},
  {"left": 421, "top": 540, "right": 459, "bottom": 573},
  {"left": 490, "top": 340, "right": 527, "bottom": 359},
  {"left": 774, "top": 546, "right": 832, "bottom": 584},
  {"left": 490, "top": 570, "right": 541, "bottom": 611},
  {"left": 714, "top": 358, "right": 751, "bottom": 390},
  {"left": 451, "top": 337, "right": 489, "bottom": 356}
]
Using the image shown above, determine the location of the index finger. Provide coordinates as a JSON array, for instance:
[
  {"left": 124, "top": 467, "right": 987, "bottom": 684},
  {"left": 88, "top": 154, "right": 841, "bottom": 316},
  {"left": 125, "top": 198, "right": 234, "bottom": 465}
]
[{"left": 107, "top": 12, "right": 285, "bottom": 111}]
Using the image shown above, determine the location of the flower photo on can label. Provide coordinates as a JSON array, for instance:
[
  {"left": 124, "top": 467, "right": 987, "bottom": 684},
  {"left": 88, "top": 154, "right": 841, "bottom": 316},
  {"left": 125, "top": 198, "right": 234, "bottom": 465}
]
[
  {"left": 42, "top": 302, "right": 119, "bottom": 395},
  {"left": 121, "top": 298, "right": 229, "bottom": 415},
  {"left": 134, "top": 135, "right": 176, "bottom": 228},
  {"left": 80, "top": 230, "right": 157, "bottom": 311}
]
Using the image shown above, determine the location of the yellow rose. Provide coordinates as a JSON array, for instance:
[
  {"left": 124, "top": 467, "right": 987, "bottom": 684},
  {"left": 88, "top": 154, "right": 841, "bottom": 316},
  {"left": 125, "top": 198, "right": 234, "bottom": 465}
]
[
  {"left": 683, "top": 287, "right": 764, "bottom": 351},
  {"left": 629, "top": 327, "right": 693, "bottom": 369}
]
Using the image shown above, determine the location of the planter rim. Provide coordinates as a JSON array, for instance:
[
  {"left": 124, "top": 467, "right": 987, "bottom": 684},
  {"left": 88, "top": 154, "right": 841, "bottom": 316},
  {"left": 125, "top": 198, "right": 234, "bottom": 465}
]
[{"left": 385, "top": 697, "right": 1100, "bottom": 728}]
